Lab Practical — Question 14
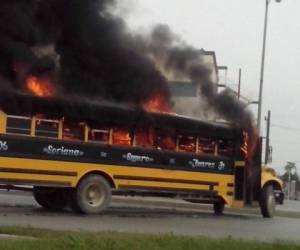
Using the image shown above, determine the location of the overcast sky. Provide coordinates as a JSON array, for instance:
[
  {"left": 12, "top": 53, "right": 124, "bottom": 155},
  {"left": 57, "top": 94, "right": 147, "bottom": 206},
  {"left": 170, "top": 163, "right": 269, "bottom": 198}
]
[{"left": 116, "top": 0, "right": 300, "bottom": 173}]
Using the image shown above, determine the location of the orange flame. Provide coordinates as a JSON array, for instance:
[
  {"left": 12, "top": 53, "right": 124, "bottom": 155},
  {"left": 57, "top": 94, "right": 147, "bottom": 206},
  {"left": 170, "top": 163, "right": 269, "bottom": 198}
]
[
  {"left": 144, "top": 94, "right": 172, "bottom": 113},
  {"left": 178, "top": 136, "right": 196, "bottom": 153},
  {"left": 113, "top": 129, "right": 131, "bottom": 146},
  {"left": 240, "top": 131, "right": 249, "bottom": 158},
  {"left": 26, "top": 76, "right": 55, "bottom": 97},
  {"left": 135, "top": 128, "right": 155, "bottom": 148},
  {"left": 241, "top": 127, "right": 258, "bottom": 160}
]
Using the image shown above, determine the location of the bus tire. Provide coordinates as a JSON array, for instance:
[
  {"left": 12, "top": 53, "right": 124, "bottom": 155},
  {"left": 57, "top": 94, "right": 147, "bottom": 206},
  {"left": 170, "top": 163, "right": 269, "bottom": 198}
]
[
  {"left": 213, "top": 201, "right": 225, "bottom": 215},
  {"left": 260, "top": 184, "right": 275, "bottom": 218},
  {"left": 70, "top": 174, "right": 111, "bottom": 214},
  {"left": 33, "top": 187, "right": 68, "bottom": 211}
]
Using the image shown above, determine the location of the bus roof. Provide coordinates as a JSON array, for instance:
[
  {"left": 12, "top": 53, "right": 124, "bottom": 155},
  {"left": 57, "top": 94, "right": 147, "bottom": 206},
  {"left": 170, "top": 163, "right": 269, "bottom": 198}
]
[{"left": 0, "top": 91, "right": 239, "bottom": 138}]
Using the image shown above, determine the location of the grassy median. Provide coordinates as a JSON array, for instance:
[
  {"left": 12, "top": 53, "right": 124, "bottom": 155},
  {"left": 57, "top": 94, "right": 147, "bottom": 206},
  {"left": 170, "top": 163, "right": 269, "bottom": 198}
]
[{"left": 0, "top": 227, "right": 299, "bottom": 250}]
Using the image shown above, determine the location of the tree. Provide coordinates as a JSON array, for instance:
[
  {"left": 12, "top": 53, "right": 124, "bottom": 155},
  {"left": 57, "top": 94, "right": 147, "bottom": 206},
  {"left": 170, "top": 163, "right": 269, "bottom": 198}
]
[{"left": 281, "top": 162, "right": 298, "bottom": 182}]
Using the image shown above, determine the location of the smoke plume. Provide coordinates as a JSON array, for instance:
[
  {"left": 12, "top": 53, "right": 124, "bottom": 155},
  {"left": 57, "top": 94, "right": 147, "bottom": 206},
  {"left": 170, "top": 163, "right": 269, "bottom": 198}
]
[
  {"left": 0, "top": 0, "right": 256, "bottom": 144},
  {"left": 0, "top": 0, "right": 171, "bottom": 106},
  {"left": 139, "top": 24, "right": 257, "bottom": 150}
]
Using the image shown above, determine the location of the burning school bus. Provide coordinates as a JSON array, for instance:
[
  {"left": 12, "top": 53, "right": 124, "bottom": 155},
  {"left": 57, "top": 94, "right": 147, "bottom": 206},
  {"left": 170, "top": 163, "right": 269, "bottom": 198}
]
[{"left": 0, "top": 92, "right": 282, "bottom": 217}]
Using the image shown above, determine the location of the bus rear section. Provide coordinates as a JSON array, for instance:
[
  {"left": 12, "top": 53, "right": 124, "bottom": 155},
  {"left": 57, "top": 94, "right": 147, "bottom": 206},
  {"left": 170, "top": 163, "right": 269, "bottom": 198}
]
[{"left": 0, "top": 92, "right": 281, "bottom": 217}]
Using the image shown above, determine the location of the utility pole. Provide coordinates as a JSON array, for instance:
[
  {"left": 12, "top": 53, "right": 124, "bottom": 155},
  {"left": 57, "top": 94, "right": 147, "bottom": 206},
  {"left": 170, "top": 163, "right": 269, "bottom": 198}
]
[
  {"left": 257, "top": 0, "right": 270, "bottom": 133},
  {"left": 238, "top": 68, "right": 242, "bottom": 100},
  {"left": 288, "top": 168, "right": 291, "bottom": 200},
  {"left": 257, "top": 0, "right": 282, "bottom": 133},
  {"left": 265, "top": 110, "right": 271, "bottom": 164}
]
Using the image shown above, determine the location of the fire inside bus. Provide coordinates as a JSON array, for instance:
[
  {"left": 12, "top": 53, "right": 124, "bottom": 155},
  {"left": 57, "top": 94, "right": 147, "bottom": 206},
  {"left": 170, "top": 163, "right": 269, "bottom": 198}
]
[{"left": 0, "top": 91, "right": 283, "bottom": 217}]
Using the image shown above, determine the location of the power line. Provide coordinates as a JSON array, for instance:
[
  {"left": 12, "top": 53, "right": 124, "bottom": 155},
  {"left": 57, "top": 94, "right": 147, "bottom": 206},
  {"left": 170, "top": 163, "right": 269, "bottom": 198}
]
[
  {"left": 271, "top": 139, "right": 300, "bottom": 145},
  {"left": 271, "top": 123, "right": 300, "bottom": 132}
]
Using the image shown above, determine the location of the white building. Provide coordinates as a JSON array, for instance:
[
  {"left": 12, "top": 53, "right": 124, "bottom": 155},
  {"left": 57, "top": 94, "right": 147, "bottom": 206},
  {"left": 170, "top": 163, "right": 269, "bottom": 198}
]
[{"left": 167, "top": 50, "right": 219, "bottom": 119}]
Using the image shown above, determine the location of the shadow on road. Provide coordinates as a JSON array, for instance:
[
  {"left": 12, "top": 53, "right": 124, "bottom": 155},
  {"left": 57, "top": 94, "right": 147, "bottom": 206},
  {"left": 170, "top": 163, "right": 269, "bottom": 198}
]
[{"left": 0, "top": 204, "right": 255, "bottom": 221}]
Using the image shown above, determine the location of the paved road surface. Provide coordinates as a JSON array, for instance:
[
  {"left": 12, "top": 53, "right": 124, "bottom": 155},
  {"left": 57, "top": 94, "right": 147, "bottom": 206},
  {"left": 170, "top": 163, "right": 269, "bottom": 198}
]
[
  {"left": 0, "top": 191, "right": 300, "bottom": 242},
  {"left": 279, "top": 199, "right": 300, "bottom": 212}
]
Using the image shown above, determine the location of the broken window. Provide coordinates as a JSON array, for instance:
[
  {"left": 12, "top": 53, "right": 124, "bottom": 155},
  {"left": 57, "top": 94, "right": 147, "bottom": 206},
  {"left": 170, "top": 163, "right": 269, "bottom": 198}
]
[
  {"left": 218, "top": 138, "right": 234, "bottom": 157},
  {"left": 63, "top": 121, "right": 85, "bottom": 141},
  {"left": 155, "top": 129, "right": 176, "bottom": 151},
  {"left": 6, "top": 115, "right": 31, "bottom": 135},
  {"left": 35, "top": 118, "right": 59, "bottom": 138},
  {"left": 113, "top": 127, "right": 132, "bottom": 146},
  {"left": 198, "top": 137, "right": 216, "bottom": 154},
  {"left": 178, "top": 134, "right": 196, "bottom": 153},
  {"left": 135, "top": 128, "right": 155, "bottom": 149},
  {"left": 89, "top": 127, "right": 110, "bottom": 144}
]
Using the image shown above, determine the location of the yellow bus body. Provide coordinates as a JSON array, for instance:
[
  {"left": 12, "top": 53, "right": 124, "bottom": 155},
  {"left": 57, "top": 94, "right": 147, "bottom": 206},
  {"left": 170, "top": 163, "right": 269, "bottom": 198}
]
[
  {"left": 0, "top": 155, "right": 237, "bottom": 206},
  {"left": 0, "top": 103, "right": 283, "bottom": 213}
]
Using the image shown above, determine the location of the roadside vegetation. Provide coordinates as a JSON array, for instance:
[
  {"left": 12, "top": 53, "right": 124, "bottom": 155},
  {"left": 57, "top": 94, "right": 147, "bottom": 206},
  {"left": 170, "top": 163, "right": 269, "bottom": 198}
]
[{"left": 0, "top": 227, "right": 299, "bottom": 250}]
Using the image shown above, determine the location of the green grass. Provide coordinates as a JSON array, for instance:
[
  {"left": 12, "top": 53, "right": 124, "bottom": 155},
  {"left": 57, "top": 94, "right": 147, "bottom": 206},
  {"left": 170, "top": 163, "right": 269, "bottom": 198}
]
[{"left": 0, "top": 227, "right": 299, "bottom": 250}]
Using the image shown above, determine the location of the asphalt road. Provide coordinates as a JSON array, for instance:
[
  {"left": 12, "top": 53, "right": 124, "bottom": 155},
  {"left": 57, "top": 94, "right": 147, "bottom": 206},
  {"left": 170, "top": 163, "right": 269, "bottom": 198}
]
[{"left": 0, "top": 191, "right": 300, "bottom": 242}]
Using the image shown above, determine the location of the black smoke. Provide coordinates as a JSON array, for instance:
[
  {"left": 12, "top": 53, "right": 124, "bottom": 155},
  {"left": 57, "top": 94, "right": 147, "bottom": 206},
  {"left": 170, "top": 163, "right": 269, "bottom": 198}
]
[
  {"left": 0, "top": 0, "right": 256, "bottom": 143},
  {"left": 0, "top": 0, "right": 171, "bottom": 106},
  {"left": 0, "top": 0, "right": 58, "bottom": 90},
  {"left": 141, "top": 24, "right": 257, "bottom": 149}
]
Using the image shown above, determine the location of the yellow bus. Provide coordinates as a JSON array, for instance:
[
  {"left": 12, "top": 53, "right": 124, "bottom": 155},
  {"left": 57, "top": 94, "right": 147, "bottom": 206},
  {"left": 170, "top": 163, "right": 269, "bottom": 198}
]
[{"left": 0, "top": 91, "right": 283, "bottom": 217}]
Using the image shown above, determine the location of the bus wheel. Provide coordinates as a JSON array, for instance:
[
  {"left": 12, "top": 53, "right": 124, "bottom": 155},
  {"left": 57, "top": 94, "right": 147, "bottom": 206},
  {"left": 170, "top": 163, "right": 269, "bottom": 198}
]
[
  {"left": 260, "top": 185, "right": 275, "bottom": 218},
  {"left": 33, "top": 187, "right": 68, "bottom": 211},
  {"left": 213, "top": 201, "right": 225, "bottom": 215},
  {"left": 70, "top": 175, "right": 112, "bottom": 214}
]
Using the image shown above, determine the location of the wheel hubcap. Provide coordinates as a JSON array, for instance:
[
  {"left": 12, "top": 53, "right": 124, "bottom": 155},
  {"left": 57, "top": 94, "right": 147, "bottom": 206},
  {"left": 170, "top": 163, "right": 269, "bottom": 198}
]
[{"left": 85, "top": 183, "right": 105, "bottom": 207}]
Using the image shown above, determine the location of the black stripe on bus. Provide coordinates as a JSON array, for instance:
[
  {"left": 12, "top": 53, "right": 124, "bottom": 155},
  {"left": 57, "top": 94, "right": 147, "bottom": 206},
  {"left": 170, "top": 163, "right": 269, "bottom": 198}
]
[
  {"left": 118, "top": 185, "right": 218, "bottom": 195},
  {"left": 0, "top": 167, "right": 77, "bottom": 177},
  {"left": 0, "top": 178, "right": 71, "bottom": 187},
  {"left": 114, "top": 175, "right": 219, "bottom": 187},
  {"left": 0, "top": 134, "right": 236, "bottom": 175},
  {"left": 0, "top": 152, "right": 234, "bottom": 175},
  {"left": 227, "top": 183, "right": 234, "bottom": 187}
]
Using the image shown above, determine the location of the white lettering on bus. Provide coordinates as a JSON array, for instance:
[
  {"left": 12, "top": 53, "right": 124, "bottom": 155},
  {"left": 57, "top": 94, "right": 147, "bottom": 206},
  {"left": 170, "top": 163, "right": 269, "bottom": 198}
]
[
  {"left": 218, "top": 161, "right": 226, "bottom": 171},
  {"left": 43, "top": 145, "right": 84, "bottom": 157},
  {"left": 189, "top": 159, "right": 216, "bottom": 169},
  {"left": 123, "top": 153, "right": 154, "bottom": 163},
  {"left": 0, "top": 141, "right": 8, "bottom": 151}
]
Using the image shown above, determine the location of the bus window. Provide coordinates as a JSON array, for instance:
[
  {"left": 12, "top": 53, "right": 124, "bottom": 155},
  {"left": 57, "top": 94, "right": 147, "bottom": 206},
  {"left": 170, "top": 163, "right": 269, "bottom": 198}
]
[
  {"left": 218, "top": 138, "right": 234, "bottom": 157},
  {"left": 198, "top": 137, "right": 215, "bottom": 154},
  {"left": 63, "top": 121, "right": 85, "bottom": 141},
  {"left": 156, "top": 130, "right": 176, "bottom": 151},
  {"left": 89, "top": 127, "right": 110, "bottom": 144},
  {"left": 178, "top": 134, "right": 196, "bottom": 153},
  {"left": 35, "top": 119, "right": 59, "bottom": 138},
  {"left": 135, "top": 128, "right": 155, "bottom": 149},
  {"left": 6, "top": 115, "right": 31, "bottom": 135},
  {"left": 113, "top": 128, "right": 132, "bottom": 146}
]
